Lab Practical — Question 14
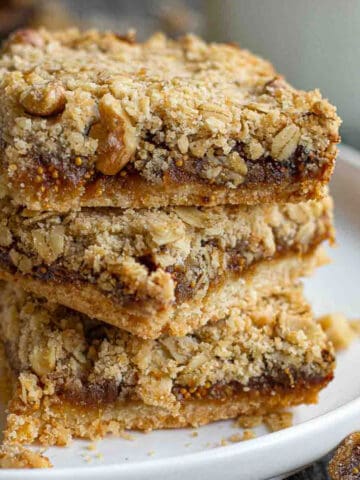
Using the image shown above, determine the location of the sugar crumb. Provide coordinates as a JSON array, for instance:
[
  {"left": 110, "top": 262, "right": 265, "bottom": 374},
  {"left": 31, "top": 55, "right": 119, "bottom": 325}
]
[
  {"left": 349, "top": 320, "right": 360, "bottom": 335},
  {"left": 119, "top": 431, "right": 134, "bottom": 441},
  {"left": 242, "top": 429, "right": 256, "bottom": 441},
  {"left": 86, "top": 443, "right": 97, "bottom": 451}
]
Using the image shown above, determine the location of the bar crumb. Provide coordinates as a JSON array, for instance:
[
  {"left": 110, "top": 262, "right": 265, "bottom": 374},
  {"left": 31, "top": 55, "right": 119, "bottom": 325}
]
[
  {"left": 242, "top": 430, "right": 256, "bottom": 441},
  {"left": 0, "top": 445, "right": 52, "bottom": 469},
  {"left": 318, "top": 313, "right": 357, "bottom": 350},
  {"left": 235, "top": 415, "right": 263, "bottom": 429},
  {"left": 86, "top": 443, "right": 97, "bottom": 451},
  {"left": 349, "top": 320, "right": 360, "bottom": 336},
  {"left": 264, "top": 412, "right": 293, "bottom": 432},
  {"left": 119, "top": 431, "right": 135, "bottom": 441}
]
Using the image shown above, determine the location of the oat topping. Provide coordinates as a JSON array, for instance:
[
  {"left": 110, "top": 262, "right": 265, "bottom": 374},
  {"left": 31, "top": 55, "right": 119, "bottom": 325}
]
[
  {"left": 0, "top": 29, "right": 340, "bottom": 210},
  {"left": 0, "top": 197, "right": 333, "bottom": 336},
  {"left": 0, "top": 282, "right": 334, "bottom": 414}
]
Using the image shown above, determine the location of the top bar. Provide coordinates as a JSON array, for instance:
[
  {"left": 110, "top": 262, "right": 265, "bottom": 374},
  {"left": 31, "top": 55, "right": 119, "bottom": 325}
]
[{"left": 0, "top": 29, "right": 341, "bottom": 211}]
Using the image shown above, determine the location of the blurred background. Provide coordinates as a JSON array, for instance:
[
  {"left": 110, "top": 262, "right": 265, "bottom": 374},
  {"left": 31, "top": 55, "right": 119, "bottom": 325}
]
[{"left": 0, "top": 0, "right": 359, "bottom": 147}]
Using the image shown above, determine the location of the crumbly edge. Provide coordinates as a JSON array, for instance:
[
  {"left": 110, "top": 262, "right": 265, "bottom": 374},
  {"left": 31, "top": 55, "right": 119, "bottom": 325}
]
[
  {"left": 0, "top": 29, "right": 340, "bottom": 210},
  {"left": 4, "top": 375, "right": 330, "bottom": 446},
  {"left": 0, "top": 344, "right": 52, "bottom": 468},
  {"left": 0, "top": 281, "right": 335, "bottom": 423},
  {"left": 0, "top": 445, "right": 51, "bottom": 469},
  {"left": 0, "top": 196, "right": 334, "bottom": 336},
  {"left": 0, "top": 247, "right": 328, "bottom": 338}
]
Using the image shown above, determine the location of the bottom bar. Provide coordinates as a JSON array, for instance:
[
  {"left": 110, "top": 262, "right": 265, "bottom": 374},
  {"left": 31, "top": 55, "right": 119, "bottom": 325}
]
[{"left": 0, "top": 274, "right": 334, "bottom": 446}]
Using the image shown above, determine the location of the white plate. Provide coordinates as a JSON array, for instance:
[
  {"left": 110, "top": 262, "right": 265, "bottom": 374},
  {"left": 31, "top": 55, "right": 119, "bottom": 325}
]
[{"left": 1, "top": 145, "right": 360, "bottom": 480}]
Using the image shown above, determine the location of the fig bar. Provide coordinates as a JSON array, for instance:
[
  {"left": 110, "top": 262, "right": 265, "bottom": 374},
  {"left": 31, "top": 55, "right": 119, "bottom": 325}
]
[
  {"left": 0, "top": 29, "right": 340, "bottom": 211},
  {"left": 0, "top": 197, "right": 333, "bottom": 338},
  {"left": 0, "top": 282, "right": 334, "bottom": 446}
]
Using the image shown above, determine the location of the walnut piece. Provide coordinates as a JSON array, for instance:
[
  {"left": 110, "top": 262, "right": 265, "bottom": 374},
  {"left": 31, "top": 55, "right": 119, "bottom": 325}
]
[
  {"left": 91, "top": 94, "right": 138, "bottom": 175},
  {"left": 19, "top": 82, "right": 66, "bottom": 117},
  {"left": 4, "top": 29, "right": 45, "bottom": 49},
  {"left": 32, "top": 226, "right": 65, "bottom": 264}
]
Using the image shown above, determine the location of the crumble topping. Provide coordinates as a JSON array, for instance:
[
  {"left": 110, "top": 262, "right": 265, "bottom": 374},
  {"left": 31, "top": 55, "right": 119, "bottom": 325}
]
[
  {"left": 0, "top": 196, "right": 333, "bottom": 311},
  {"left": 0, "top": 283, "right": 334, "bottom": 413},
  {"left": 0, "top": 29, "right": 340, "bottom": 209}
]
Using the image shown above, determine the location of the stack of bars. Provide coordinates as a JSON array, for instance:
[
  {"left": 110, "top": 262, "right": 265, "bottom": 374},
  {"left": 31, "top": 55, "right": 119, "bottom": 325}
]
[{"left": 0, "top": 29, "right": 341, "bottom": 447}]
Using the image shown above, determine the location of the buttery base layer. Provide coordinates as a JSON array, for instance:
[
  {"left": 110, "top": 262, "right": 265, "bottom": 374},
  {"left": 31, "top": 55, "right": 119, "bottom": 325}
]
[{"left": 4, "top": 374, "right": 332, "bottom": 446}]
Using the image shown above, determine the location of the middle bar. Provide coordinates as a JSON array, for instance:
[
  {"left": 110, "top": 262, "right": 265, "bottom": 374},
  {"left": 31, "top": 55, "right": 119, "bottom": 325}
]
[{"left": 0, "top": 196, "right": 333, "bottom": 339}]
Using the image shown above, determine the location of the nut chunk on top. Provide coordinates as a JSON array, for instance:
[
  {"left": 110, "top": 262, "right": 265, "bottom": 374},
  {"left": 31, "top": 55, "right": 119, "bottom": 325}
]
[{"left": 0, "top": 29, "right": 341, "bottom": 211}]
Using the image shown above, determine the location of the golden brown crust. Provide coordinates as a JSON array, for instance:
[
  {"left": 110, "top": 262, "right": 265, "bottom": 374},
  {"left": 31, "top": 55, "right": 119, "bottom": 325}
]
[
  {"left": 0, "top": 29, "right": 340, "bottom": 210},
  {"left": 0, "top": 196, "right": 333, "bottom": 337},
  {"left": 4, "top": 378, "right": 330, "bottom": 446}
]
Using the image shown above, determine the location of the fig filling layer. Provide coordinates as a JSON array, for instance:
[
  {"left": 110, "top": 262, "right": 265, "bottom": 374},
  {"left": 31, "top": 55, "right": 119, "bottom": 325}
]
[
  {"left": 32, "top": 371, "right": 336, "bottom": 407},
  {"left": 4, "top": 340, "right": 334, "bottom": 408},
  {"left": 21, "top": 144, "right": 326, "bottom": 200}
]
